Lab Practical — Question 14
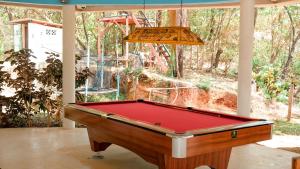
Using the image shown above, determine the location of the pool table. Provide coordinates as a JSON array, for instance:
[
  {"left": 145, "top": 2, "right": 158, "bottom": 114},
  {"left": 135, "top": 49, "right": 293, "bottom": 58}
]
[{"left": 64, "top": 99, "right": 272, "bottom": 169}]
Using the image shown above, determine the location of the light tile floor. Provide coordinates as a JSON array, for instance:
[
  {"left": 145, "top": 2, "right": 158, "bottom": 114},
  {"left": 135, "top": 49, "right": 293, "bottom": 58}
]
[{"left": 0, "top": 128, "right": 299, "bottom": 169}]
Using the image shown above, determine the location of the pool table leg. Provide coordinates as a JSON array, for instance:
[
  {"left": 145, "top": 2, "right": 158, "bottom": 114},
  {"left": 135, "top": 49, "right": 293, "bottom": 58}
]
[
  {"left": 158, "top": 148, "right": 231, "bottom": 169},
  {"left": 87, "top": 128, "right": 111, "bottom": 152}
]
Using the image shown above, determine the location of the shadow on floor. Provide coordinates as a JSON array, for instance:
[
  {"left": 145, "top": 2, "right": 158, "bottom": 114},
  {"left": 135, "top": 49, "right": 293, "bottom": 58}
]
[{"left": 279, "top": 147, "right": 300, "bottom": 154}]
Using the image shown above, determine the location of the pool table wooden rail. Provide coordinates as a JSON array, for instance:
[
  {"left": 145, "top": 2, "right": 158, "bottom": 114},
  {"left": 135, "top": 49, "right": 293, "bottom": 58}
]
[
  {"left": 65, "top": 103, "right": 272, "bottom": 169},
  {"left": 67, "top": 101, "right": 272, "bottom": 136}
]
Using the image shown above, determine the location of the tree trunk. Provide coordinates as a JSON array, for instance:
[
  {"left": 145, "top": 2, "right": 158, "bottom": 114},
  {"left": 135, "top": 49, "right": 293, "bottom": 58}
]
[
  {"left": 176, "top": 9, "right": 187, "bottom": 78},
  {"left": 156, "top": 10, "right": 163, "bottom": 27},
  {"left": 294, "top": 88, "right": 300, "bottom": 98},
  {"left": 76, "top": 37, "right": 87, "bottom": 51},
  {"left": 177, "top": 47, "right": 184, "bottom": 77},
  {"left": 254, "top": 8, "right": 258, "bottom": 27},
  {"left": 287, "top": 84, "right": 294, "bottom": 121},
  {"left": 4, "top": 7, "right": 14, "bottom": 21},
  {"left": 281, "top": 31, "right": 300, "bottom": 79},
  {"left": 269, "top": 12, "right": 283, "bottom": 64},
  {"left": 281, "top": 7, "right": 300, "bottom": 79},
  {"left": 208, "top": 9, "right": 225, "bottom": 72},
  {"left": 81, "top": 13, "right": 89, "bottom": 46},
  {"left": 213, "top": 49, "right": 223, "bottom": 69}
]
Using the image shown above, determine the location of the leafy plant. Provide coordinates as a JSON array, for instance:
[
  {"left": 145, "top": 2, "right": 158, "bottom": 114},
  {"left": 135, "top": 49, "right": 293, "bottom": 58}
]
[
  {"left": 3, "top": 49, "right": 39, "bottom": 127},
  {"left": 38, "top": 52, "right": 63, "bottom": 90},
  {"left": 227, "top": 68, "right": 238, "bottom": 79},
  {"left": 124, "top": 67, "right": 143, "bottom": 78},
  {"left": 254, "top": 65, "right": 289, "bottom": 101},
  {"left": 0, "top": 61, "right": 9, "bottom": 93},
  {"left": 0, "top": 49, "right": 94, "bottom": 127},
  {"left": 87, "top": 92, "right": 126, "bottom": 102},
  {"left": 196, "top": 80, "right": 211, "bottom": 92},
  {"left": 76, "top": 67, "right": 94, "bottom": 88}
]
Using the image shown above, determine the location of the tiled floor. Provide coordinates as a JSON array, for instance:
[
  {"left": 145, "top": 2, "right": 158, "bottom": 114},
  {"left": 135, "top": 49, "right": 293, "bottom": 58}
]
[{"left": 0, "top": 128, "right": 299, "bottom": 169}]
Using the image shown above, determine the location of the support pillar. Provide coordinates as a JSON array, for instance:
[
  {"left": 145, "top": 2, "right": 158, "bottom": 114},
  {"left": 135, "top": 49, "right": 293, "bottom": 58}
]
[
  {"left": 62, "top": 5, "right": 76, "bottom": 128},
  {"left": 237, "top": 0, "right": 255, "bottom": 117}
]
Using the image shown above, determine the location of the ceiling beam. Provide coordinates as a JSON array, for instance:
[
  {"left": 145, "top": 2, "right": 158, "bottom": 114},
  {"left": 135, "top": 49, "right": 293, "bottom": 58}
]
[
  {"left": 0, "top": 1, "right": 61, "bottom": 10},
  {"left": 81, "top": 0, "right": 298, "bottom": 11},
  {"left": 0, "top": 0, "right": 298, "bottom": 12}
]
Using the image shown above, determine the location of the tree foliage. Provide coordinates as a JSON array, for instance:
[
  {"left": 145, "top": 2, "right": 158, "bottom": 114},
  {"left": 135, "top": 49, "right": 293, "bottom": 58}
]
[
  {"left": 0, "top": 49, "right": 93, "bottom": 127},
  {"left": 254, "top": 65, "right": 289, "bottom": 101}
]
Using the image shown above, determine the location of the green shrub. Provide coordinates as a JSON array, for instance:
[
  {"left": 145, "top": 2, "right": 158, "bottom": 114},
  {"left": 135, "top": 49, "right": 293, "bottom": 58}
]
[
  {"left": 227, "top": 68, "right": 238, "bottom": 78},
  {"left": 276, "top": 90, "right": 289, "bottom": 103},
  {"left": 254, "top": 65, "right": 289, "bottom": 101},
  {"left": 87, "top": 92, "right": 126, "bottom": 102},
  {"left": 196, "top": 80, "right": 211, "bottom": 91},
  {"left": 273, "top": 120, "right": 300, "bottom": 136},
  {"left": 124, "top": 67, "right": 143, "bottom": 77}
]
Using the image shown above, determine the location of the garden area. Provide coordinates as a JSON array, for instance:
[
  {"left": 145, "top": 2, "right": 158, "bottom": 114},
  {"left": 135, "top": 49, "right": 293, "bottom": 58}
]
[{"left": 0, "top": 5, "right": 300, "bottom": 151}]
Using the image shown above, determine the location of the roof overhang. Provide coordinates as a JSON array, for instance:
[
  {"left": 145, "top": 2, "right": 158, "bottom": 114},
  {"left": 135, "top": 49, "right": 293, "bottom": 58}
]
[
  {"left": 0, "top": 0, "right": 239, "bottom": 6},
  {"left": 0, "top": 0, "right": 298, "bottom": 11},
  {"left": 10, "top": 18, "right": 63, "bottom": 28}
]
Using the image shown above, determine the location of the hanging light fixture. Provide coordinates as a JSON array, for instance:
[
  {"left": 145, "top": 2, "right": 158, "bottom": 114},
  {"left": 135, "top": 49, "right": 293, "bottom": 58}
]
[{"left": 123, "top": 0, "right": 204, "bottom": 46}]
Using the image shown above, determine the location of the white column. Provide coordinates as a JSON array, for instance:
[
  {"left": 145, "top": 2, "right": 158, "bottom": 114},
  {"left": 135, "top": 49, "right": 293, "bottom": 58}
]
[
  {"left": 237, "top": 0, "right": 255, "bottom": 117},
  {"left": 62, "top": 5, "right": 76, "bottom": 128}
]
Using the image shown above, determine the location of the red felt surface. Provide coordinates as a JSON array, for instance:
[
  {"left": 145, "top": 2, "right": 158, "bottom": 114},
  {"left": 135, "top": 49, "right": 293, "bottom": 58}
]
[{"left": 85, "top": 102, "right": 250, "bottom": 133}]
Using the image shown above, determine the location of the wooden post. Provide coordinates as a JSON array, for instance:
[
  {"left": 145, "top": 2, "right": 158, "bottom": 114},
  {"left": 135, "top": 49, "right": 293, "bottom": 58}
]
[
  {"left": 287, "top": 84, "right": 294, "bottom": 121},
  {"left": 196, "top": 47, "right": 199, "bottom": 70},
  {"left": 168, "top": 10, "right": 177, "bottom": 27},
  {"left": 292, "top": 156, "right": 300, "bottom": 169},
  {"left": 190, "top": 46, "right": 193, "bottom": 69},
  {"left": 125, "top": 16, "right": 129, "bottom": 68},
  {"left": 97, "top": 24, "right": 101, "bottom": 64},
  {"left": 168, "top": 10, "right": 177, "bottom": 77},
  {"left": 22, "top": 23, "right": 27, "bottom": 48}
]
